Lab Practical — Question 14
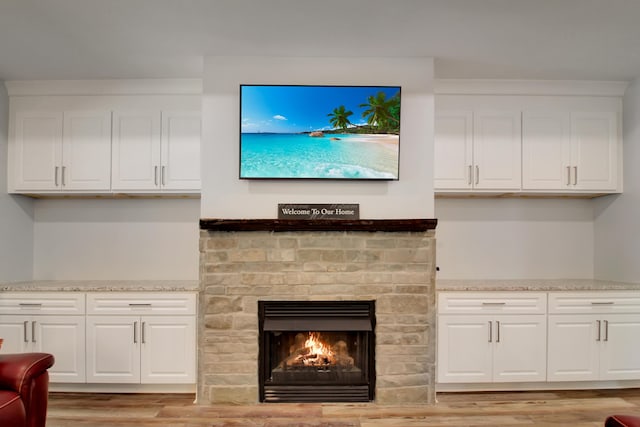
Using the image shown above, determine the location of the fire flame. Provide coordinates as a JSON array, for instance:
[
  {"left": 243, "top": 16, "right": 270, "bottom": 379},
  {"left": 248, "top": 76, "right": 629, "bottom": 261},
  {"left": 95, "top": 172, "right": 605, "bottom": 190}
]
[{"left": 303, "top": 332, "right": 334, "bottom": 365}]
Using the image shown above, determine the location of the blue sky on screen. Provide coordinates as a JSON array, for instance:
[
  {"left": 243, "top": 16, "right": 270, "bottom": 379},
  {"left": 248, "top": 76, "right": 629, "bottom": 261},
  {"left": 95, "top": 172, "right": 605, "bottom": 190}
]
[{"left": 240, "top": 85, "right": 400, "bottom": 133}]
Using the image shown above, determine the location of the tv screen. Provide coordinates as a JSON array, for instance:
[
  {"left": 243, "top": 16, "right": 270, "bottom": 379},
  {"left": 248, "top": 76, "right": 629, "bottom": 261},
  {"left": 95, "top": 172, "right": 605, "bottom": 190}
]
[{"left": 239, "top": 85, "right": 400, "bottom": 180}]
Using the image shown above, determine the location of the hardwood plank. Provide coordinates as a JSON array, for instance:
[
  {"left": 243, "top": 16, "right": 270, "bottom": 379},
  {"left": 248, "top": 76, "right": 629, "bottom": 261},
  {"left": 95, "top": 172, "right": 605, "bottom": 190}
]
[{"left": 45, "top": 390, "right": 640, "bottom": 427}]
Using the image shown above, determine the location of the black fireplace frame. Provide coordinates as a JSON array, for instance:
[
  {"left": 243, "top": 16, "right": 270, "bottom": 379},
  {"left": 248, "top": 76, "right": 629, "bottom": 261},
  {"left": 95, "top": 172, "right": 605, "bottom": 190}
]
[{"left": 258, "top": 300, "right": 376, "bottom": 403}]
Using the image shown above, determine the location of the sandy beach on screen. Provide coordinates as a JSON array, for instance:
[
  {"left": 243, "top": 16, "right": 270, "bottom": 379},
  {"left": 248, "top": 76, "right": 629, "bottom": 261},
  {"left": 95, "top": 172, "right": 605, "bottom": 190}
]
[{"left": 346, "top": 134, "right": 399, "bottom": 146}]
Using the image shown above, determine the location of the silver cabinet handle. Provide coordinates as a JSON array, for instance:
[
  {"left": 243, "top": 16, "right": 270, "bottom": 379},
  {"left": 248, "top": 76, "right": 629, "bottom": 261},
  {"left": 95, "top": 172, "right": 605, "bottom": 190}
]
[
  {"left": 567, "top": 166, "right": 571, "bottom": 185},
  {"left": 55, "top": 166, "right": 59, "bottom": 186},
  {"left": 161, "top": 166, "right": 166, "bottom": 186},
  {"left": 32, "top": 321, "right": 36, "bottom": 343},
  {"left": 23, "top": 321, "right": 29, "bottom": 343},
  {"left": 134, "top": 321, "right": 138, "bottom": 344},
  {"left": 604, "top": 320, "right": 609, "bottom": 341},
  {"left": 592, "top": 302, "right": 614, "bottom": 305},
  {"left": 496, "top": 321, "right": 501, "bottom": 343},
  {"left": 154, "top": 166, "right": 158, "bottom": 186},
  {"left": 573, "top": 166, "right": 578, "bottom": 185},
  {"left": 482, "top": 302, "right": 506, "bottom": 306},
  {"left": 468, "top": 165, "right": 472, "bottom": 185},
  {"left": 129, "top": 303, "right": 152, "bottom": 307},
  {"left": 141, "top": 322, "right": 146, "bottom": 344},
  {"left": 475, "top": 165, "right": 480, "bottom": 185},
  {"left": 19, "top": 303, "right": 42, "bottom": 307},
  {"left": 596, "top": 320, "right": 601, "bottom": 341},
  {"left": 61, "top": 166, "right": 66, "bottom": 186},
  {"left": 488, "top": 321, "right": 493, "bottom": 342}
]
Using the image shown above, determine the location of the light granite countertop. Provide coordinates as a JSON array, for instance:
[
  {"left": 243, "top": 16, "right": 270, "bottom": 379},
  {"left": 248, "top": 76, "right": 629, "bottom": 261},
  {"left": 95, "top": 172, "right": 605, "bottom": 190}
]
[
  {"left": 437, "top": 279, "right": 640, "bottom": 292},
  {"left": 0, "top": 280, "right": 199, "bottom": 292}
]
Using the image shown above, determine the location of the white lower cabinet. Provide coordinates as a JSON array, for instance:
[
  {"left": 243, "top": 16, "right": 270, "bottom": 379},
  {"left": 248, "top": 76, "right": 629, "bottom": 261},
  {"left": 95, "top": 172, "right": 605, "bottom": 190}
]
[
  {"left": 437, "top": 292, "right": 547, "bottom": 384},
  {"left": 0, "top": 293, "right": 86, "bottom": 383},
  {"left": 547, "top": 292, "right": 640, "bottom": 382},
  {"left": 86, "top": 293, "right": 196, "bottom": 385}
]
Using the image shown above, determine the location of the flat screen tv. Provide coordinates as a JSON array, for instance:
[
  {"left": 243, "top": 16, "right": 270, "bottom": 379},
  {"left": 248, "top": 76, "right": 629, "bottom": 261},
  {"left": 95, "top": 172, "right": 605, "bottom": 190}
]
[{"left": 239, "top": 85, "right": 400, "bottom": 180}]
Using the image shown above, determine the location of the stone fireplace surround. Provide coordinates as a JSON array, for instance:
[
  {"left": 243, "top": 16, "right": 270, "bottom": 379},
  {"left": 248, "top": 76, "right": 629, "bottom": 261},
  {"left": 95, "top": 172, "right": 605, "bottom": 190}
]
[{"left": 197, "top": 219, "right": 437, "bottom": 405}]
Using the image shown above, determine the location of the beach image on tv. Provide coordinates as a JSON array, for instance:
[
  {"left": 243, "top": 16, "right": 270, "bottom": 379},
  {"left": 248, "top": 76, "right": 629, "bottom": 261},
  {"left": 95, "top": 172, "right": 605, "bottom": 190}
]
[{"left": 240, "top": 85, "right": 400, "bottom": 179}]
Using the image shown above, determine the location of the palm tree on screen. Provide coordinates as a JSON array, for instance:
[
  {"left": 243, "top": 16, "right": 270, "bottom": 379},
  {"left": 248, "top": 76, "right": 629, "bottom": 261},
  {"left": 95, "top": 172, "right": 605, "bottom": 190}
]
[
  {"left": 328, "top": 105, "right": 354, "bottom": 130},
  {"left": 360, "top": 91, "right": 400, "bottom": 133}
]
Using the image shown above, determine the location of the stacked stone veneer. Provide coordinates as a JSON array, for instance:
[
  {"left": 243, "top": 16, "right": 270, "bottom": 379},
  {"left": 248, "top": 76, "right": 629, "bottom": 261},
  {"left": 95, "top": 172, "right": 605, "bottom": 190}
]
[{"left": 197, "top": 229, "right": 436, "bottom": 405}]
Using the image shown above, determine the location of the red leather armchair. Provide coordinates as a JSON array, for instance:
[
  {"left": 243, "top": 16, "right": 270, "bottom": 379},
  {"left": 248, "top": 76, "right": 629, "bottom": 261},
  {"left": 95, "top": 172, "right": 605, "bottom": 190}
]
[
  {"left": 606, "top": 415, "right": 640, "bottom": 427},
  {"left": 0, "top": 353, "right": 55, "bottom": 427}
]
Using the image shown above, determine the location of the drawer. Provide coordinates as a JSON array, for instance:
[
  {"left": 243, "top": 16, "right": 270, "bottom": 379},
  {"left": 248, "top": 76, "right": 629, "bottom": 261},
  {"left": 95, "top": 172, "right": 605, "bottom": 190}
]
[
  {"left": 438, "top": 292, "right": 547, "bottom": 315},
  {"left": 86, "top": 292, "right": 196, "bottom": 315},
  {"left": 548, "top": 291, "right": 640, "bottom": 314},
  {"left": 0, "top": 292, "right": 85, "bottom": 315}
]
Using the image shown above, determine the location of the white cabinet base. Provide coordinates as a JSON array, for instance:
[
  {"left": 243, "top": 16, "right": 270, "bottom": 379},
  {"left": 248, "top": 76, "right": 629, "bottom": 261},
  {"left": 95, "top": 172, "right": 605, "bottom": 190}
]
[{"left": 437, "top": 379, "right": 640, "bottom": 393}]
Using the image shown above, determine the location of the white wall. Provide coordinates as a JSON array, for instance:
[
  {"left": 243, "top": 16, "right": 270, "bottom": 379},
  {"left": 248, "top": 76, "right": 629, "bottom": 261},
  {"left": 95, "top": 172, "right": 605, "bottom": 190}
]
[
  {"left": 33, "top": 199, "right": 200, "bottom": 280},
  {"left": 436, "top": 198, "right": 595, "bottom": 280},
  {"left": 0, "top": 82, "right": 34, "bottom": 281},
  {"left": 594, "top": 78, "right": 640, "bottom": 282},
  {"left": 200, "top": 56, "right": 434, "bottom": 219}
]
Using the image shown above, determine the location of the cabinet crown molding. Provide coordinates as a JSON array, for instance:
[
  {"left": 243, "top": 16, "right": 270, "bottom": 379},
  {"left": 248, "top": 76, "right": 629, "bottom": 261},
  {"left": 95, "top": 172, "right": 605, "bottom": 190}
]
[
  {"left": 4, "top": 79, "right": 203, "bottom": 96},
  {"left": 435, "top": 79, "right": 628, "bottom": 97}
]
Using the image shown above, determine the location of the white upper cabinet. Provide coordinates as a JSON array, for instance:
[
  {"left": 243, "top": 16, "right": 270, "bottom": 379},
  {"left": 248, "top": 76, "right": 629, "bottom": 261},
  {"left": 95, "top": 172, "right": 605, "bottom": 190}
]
[
  {"left": 12, "top": 110, "right": 112, "bottom": 192},
  {"left": 12, "top": 111, "right": 63, "bottom": 191},
  {"left": 434, "top": 111, "right": 473, "bottom": 189},
  {"left": 62, "top": 111, "right": 112, "bottom": 190},
  {"left": 522, "top": 111, "right": 618, "bottom": 191},
  {"left": 473, "top": 111, "right": 522, "bottom": 190},
  {"left": 111, "top": 110, "right": 162, "bottom": 191},
  {"left": 111, "top": 110, "right": 201, "bottom": 192},
  {"left": 570, "top": 112, "right": 618, "bottom": 191},
  {"left": 522, "top": 112, "right": 572, "bottom": 190},
  {"left": 161, "top": 111, "right": 201, "bottom": 191},
  {"left": 435, "top": 90, "right": 622, "bottom": 195},
  {"left": 434, "top": 110, "right": 521, "bottom": 191}
]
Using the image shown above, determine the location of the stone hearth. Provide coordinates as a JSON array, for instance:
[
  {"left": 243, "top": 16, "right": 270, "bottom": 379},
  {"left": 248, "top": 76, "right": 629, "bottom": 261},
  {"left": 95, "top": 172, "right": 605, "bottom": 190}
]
[{"left": 197, "top": 219, "right": 436, "bottom": 405}]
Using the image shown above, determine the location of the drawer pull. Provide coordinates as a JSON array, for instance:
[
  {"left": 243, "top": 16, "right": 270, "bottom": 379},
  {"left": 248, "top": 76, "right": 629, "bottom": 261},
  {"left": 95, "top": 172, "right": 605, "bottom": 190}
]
[
  {"left": 129, "top": 303, "right": 152, "bottom": 307},
  {"left": 596, "top": 320, "right": 601, "bottom": 341},
  {"left": 482, "top": 302, "right": 506, "bottom": 306},
  {"left": 496, "top": 321, "right": 501, "bottom": 343},
  {"left": 604, "top": 320, "right": 609, "bottom": 341},
  {"left": 591, "top": 302, "right": 614, "bottom": 305},
  {"left": 19, "top": 303, "right": 42, "bottom": 307}
]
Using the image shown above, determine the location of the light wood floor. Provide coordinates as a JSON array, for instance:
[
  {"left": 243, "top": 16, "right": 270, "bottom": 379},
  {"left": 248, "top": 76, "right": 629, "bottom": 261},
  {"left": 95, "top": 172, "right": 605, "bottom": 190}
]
[{"left": 46, "top": 389, "right": 640, "bottom": 426}]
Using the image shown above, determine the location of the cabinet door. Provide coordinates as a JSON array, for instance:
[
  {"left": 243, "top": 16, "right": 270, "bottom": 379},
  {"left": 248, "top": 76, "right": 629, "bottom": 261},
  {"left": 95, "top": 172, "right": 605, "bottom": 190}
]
[
  {"left": 473, "top": 111, "right": 522, "bottom": 190},
  {"left": 600, "top": 314, "right": 640, "bottom": 380},
  {"left": 0, "top": 315, "right": 32, "bottom": 354},
  {"left": 492, "top": 315, "right": 547, "bottom": 382},
  {"left": 522, "top": 112, "right": 572, "bottom": 190},
  {"left": 111, "top": 110, "right": 161, "bottom": 191},
  {"left": 140, "top": 316, "right": 196, "bottom": 384},
  {"left": 13, "top": 111, "right": 63, "bottom": 191},
  {"left": 62, "top": 111, "right": 112, "bottom": 191},
  {"left": 32, "top": 315, "right": 86, "bottom": 383},
  {"left": 434, "top": 111, "right": 473, "bottom": 190},
  {"left": 547, "top": 314, "right": 599, "bottom": 381},
  {"left": 571, "top": 112, "right": 617, "bottom": 191},
  {"left": 437, "top": 315, "right": 493, "bottom": 383},
  {"left": 161, "top": 111, "right": 201, "bottom": 191},
  {"left": 86, "top": 316, "right": 140, "bottom": 383}
]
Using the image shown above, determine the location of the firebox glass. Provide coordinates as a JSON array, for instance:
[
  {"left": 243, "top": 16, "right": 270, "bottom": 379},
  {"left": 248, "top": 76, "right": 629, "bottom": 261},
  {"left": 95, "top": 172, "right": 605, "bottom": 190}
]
[{"left": 266, "top": 331, "right": 369, "bottom": 385}]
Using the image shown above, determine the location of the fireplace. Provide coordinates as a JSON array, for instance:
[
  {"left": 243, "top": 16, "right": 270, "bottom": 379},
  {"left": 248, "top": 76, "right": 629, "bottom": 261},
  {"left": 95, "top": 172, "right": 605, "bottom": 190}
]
[
  {"left": 259, "top": 300, "right": 375, "bottom": 402},
  {"left": 198, "top": 219, "right": 437, "bottom": 405}
]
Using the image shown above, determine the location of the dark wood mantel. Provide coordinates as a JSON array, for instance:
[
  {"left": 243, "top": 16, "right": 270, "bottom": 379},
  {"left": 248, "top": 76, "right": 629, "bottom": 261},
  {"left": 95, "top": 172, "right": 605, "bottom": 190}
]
[{"left": 199, "top": 218, "right": 437, "bottom": 232}]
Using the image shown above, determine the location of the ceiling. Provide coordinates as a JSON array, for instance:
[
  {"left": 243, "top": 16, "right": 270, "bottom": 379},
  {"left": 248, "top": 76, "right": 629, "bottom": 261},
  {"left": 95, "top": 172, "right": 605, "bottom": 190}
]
[{"left": 2, "top": 0, "right": 640, "bottom": 82}]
